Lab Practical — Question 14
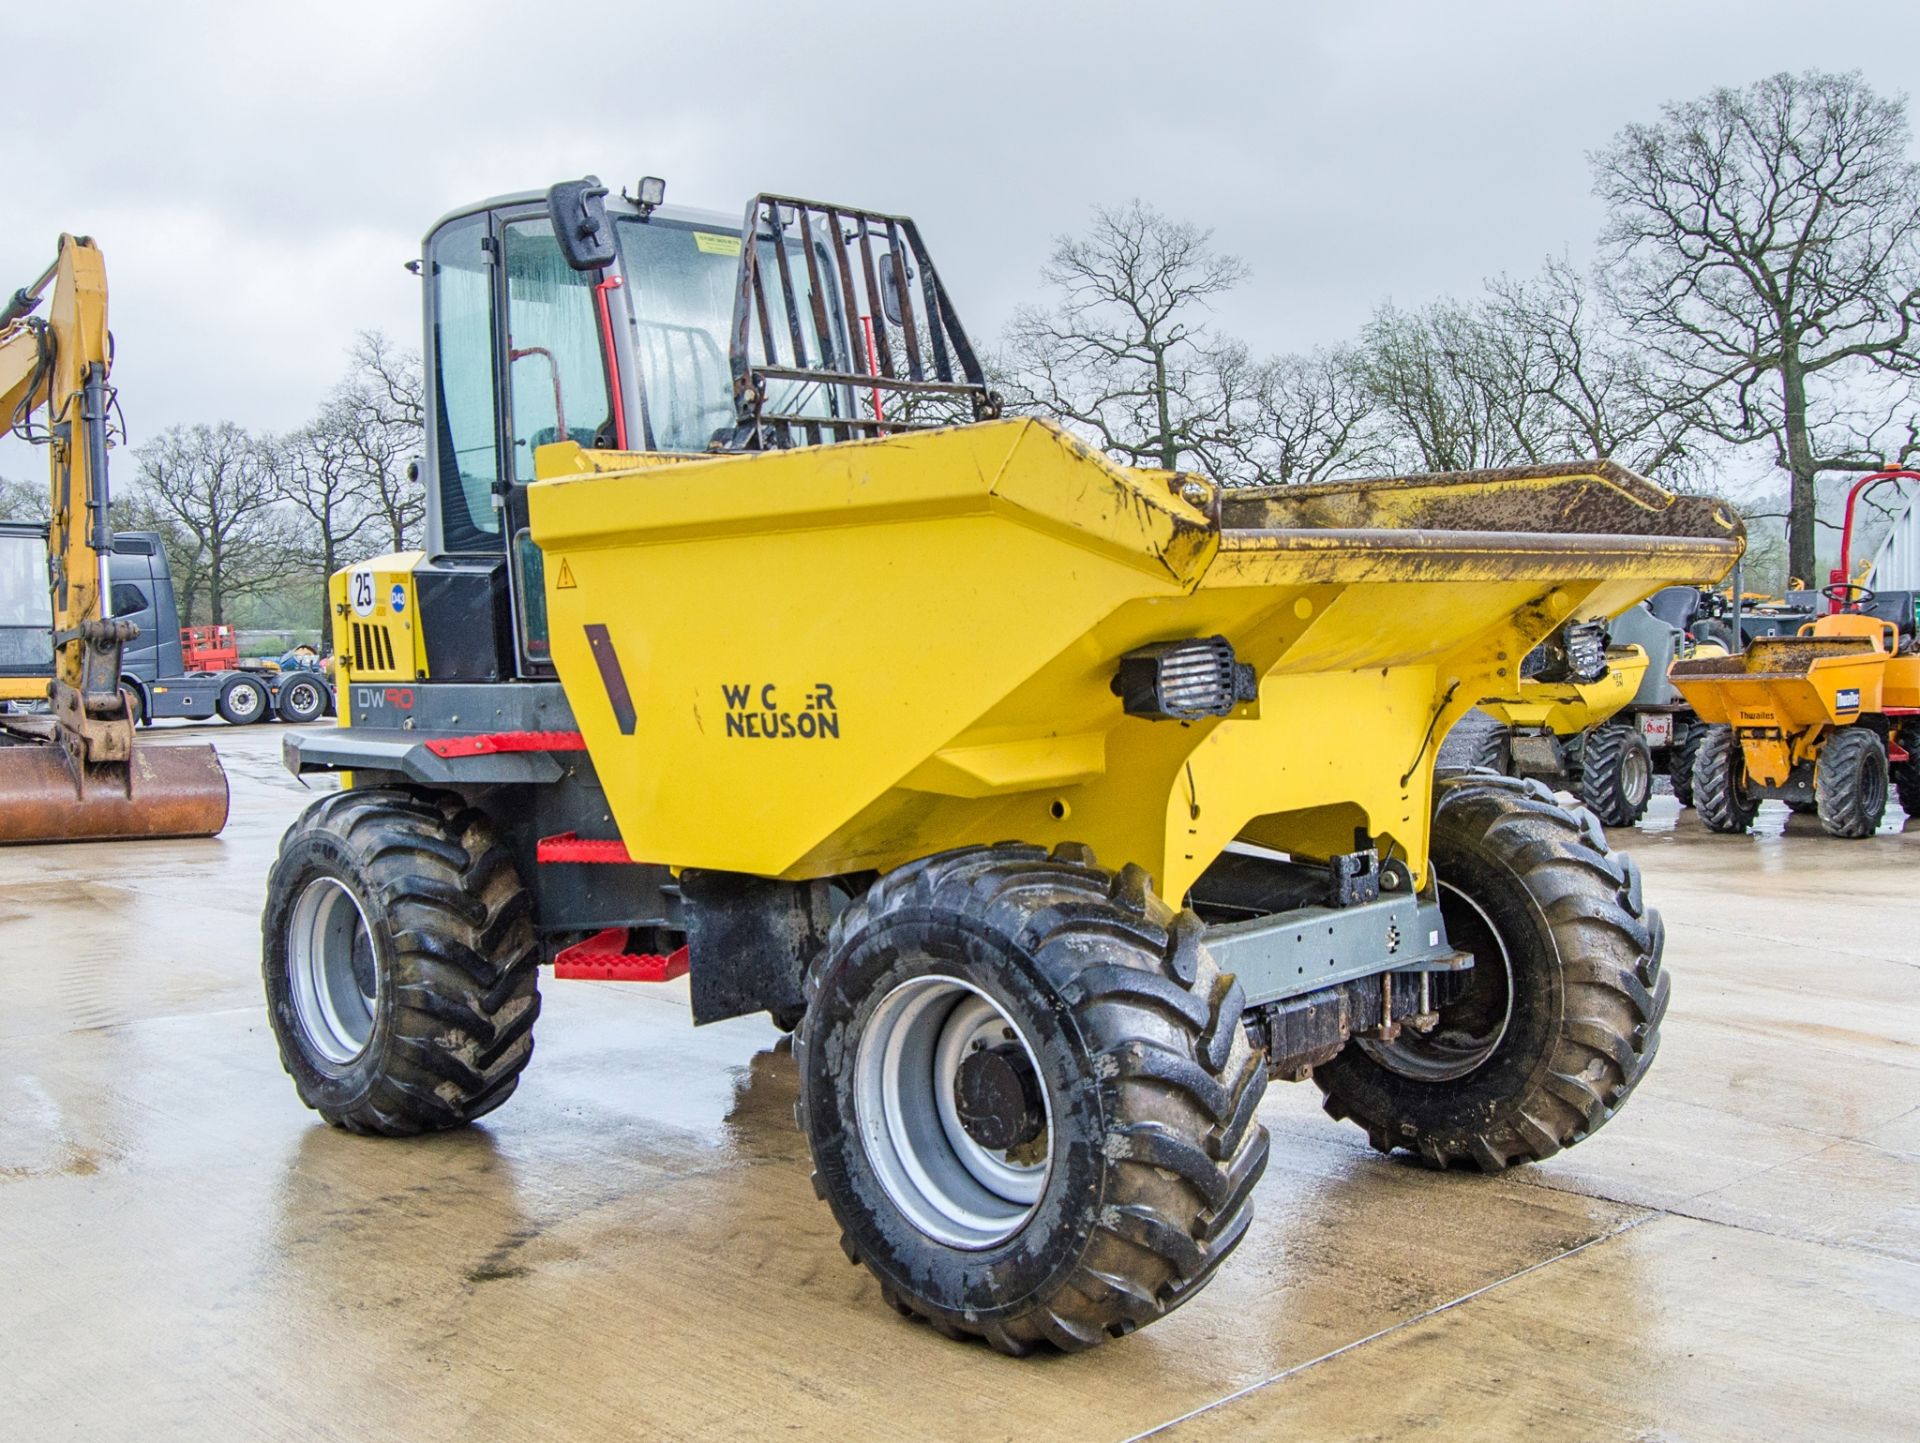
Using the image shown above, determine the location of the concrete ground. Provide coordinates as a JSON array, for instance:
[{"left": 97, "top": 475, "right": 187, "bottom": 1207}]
[{"left": 2, "top": 721, "right": 1916, "bottom": 1442}]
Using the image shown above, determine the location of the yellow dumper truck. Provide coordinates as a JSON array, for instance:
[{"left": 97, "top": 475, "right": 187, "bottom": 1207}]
[
  {"left": 262, "top": 181, "right": 1742, "bottom": 1352},
  {"left": 1671, "top": 472, "right": 1920, "bottom": 838}
]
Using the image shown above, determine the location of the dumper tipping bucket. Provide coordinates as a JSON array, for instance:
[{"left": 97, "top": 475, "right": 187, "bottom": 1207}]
[{"left": 0, "top": 741, "right": 230, "bottom": 844}]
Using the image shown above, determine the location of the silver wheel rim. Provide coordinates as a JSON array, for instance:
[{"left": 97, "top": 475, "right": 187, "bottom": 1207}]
[
  {"left": 1620, "top": 743, "right": 1652, "bottom": 807},
  {"left": 229, "top": 684, "right": 262, "bottom": 719},
  {"left": 287, "top": 681, "right": 320, "bottom": 714},
  {"left": 1360, "top": 881, "right": 1513, "bottom": 1082},
  {"left": 288, "top": 876, "right": 378, "bottom": 1065},
  {"left": 853, "top": 974, "right": 1053, "bottom": 1249}
]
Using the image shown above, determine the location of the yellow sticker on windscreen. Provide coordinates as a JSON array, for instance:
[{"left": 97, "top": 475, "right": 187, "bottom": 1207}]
[{"left": 694, "top": 232, "right": 743, "bottom": 256}]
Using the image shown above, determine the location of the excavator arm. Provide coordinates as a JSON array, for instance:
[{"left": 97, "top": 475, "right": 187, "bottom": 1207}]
[{"left": 0, "top": 235, "right": 228, "bottom": 842}]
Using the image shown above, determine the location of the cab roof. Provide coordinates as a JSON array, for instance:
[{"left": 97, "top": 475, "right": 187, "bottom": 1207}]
[{"left": 420, "top": 185, "right": 739, "bottom": 252}]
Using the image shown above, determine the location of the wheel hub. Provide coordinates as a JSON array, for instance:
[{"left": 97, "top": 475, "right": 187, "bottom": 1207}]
[
  {"left": 852, "top": 975, "right": 1054, "bottom": 1249},
  {"left": 955, "top": 1043, "right": 1046, "bottom": 1151},
  {"left": 287, "top": 876, "right": 378, "bottom": 1066}
]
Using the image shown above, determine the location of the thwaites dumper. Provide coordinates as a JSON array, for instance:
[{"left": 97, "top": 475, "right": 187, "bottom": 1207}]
[
  {"left": 1670, "top": 471, "right": 1920, "bottom": 838},
  {"left": 264, "top": 179, "right": 1742, "bottom": 1353}
]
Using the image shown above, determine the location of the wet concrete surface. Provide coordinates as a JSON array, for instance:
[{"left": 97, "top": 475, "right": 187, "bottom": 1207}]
[{"left": 2, "top": 722, "right": 1915, "bottom": 1441}]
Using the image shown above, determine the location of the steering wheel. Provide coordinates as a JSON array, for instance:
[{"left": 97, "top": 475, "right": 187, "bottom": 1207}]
[{"left": 1823, "top": 581, "right": 1876, "bottom": 608}]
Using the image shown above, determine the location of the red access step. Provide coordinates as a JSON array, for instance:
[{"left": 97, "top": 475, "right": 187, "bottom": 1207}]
[
  {"left": 536, "top": 830, "right": 634, "bottom": 864},
  {"left": 553, "top": 928, "right": 689, "bottom": 982}
]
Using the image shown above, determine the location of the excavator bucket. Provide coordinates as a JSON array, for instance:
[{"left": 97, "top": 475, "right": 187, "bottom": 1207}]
[{"left": 0, "top": 740, "right": 229, "bottom": 844}]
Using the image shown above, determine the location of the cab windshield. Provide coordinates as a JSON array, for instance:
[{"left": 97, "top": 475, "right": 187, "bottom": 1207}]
[{"left": 615, "top": 217, "right": 852, "bottom": 452}]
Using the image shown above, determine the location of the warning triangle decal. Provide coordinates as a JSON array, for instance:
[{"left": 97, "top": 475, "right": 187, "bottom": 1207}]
[{"left": 555, "top": 558, "right": 577, "bottom": 589}]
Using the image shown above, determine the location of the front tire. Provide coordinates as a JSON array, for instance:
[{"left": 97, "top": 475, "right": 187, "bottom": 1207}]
[
  {"left": 1692, "top": 725, "right": 1758, "bottom": 833},
  {"left": 263, "top": 787, "right": 540, "bottom": 1135},
  {"left": 1815, "top": 727, "right": 1889, "bottom": 839},
  {"left": 796, "top": 842, "right": 1268, "bottom": 1353},
  {"left": 1314, "top": 773, "right": 1666, "bottom": 1171},
  {"left": 1575, "top": 723, "right": 1653, "bottom": 827}
]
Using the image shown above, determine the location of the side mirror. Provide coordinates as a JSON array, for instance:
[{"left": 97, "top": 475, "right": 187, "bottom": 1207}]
[
  {"left": 879, "top": 254, "right": 907, "bottom": 327},
  {"left": 547, "top": 177, "right": 616, "bottom": 271}
]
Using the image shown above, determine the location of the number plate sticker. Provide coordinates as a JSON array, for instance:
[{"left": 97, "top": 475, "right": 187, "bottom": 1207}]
[
  {"left": 350, "top": 568, "right": 376, "bottom": 617},
  {"left": 1638, "top": 713, "right": 1673, "bottom": 745}
]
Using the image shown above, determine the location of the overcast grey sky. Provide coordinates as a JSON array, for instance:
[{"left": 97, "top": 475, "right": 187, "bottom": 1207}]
[{"left": 7, "top": 0, "right": 1920, "bottom": 483}]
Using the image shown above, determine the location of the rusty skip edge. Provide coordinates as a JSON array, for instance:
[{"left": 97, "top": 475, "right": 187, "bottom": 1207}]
[{"left": 1218, "top": 458, "right": 1745, "bottom": 547}]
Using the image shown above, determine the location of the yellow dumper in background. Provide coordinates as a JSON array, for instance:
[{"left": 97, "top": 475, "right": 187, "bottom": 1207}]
[{"left": 1671, "top": 469, "right": 1920, "bottom": 838}]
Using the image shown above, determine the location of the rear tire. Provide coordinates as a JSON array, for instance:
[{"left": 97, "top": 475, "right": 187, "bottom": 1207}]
[
  {"left": 262, "top": 787, "right": 540, "bottom": 1135},
  {"left": 1669, "top": 723, "right": 1702, "bottom": 808},
  {"left": 1437, "top": 709, "right": 1511, "bottom": 774},
  {"left": 1815, "top": 727, "right": 1889, "bottom": 839},
  {"left": 796, "top": 841, "right": 1268, "bottom": 1354},
  {"left": 1315, "top": 773, "right": 1666, "bottom": 1171},
  {"left": 1575, "top": 724, "right": 1653, "bottom": 827},
  {"left": 1692, "top": 725, "right": 1758, "bottom": 833},
  {"left": 276, "top": 676, "right": 328, "bottom": 724},
  {"left": 217, "top": 675, "right": 270, "bottom": 725}
]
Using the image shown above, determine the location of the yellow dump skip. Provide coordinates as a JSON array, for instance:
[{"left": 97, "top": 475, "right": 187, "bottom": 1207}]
[{"left": 532, "top": 420, "right": 1740, "bottom": 897}]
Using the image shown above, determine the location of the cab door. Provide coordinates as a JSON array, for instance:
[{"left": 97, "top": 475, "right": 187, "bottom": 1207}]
[{"left": 497, "top": 212, "right": 619, "bottom": 676}]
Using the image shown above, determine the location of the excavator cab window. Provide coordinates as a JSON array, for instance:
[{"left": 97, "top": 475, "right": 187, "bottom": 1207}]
[{"left": 0, "top": 527, "right": 53, "bottom": 674}]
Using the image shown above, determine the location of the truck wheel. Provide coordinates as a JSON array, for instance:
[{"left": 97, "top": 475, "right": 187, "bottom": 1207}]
[
  {"left": 1815, "top": 727, "right": 1889, "bottom": 839},
  {"left": 1437, "top": 708, "right": 1511, "bottom": 774},
  {"left": 796, "top": 842, "right": 1268, "bottom": 1354},
  {"left": 262, "top": 787, "right": 540, "bottom": 1135},
  {"left": 1692, "top": 725, "right": 1758, "bottom": 833},
  {"left": 1575, "top": 724, "right": 1653, "bottom": 827},
  {"left": 1315, "top": 773, "right": 1666, "bottom": 1171},
  {"left": 217, "top": 675, "right": 270, "bottom": 725},
  {"left": 276, "top": 676, "right": 328, "bottom": 724},
  {"left": 1669, "top": 724, "right": 1702, "bottom": 808}
]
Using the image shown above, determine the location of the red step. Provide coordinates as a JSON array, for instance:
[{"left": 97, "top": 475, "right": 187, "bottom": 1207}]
[
  {"left": 536, "top": 831, "right": 634, "bottom": 864},
  {"left": 553, "top": 928, "right": 688, "bottom": 982}
]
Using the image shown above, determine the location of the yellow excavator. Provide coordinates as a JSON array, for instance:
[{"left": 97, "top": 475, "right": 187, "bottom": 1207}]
[{"left": 0, "top": 234, "right": 229, "bottom": 841}]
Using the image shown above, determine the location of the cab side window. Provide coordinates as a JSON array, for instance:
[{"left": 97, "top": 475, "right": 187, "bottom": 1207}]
[
  {"left": 431, "top": 215, "right": 501, "bottom": 553},
  {"left": 502, "top": 219, "right": 614, "bottom": 482}
]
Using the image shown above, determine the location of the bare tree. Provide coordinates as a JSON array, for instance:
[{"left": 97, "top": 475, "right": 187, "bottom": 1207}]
[
  {"left": 1220, "top": 346, "right": 1397, "bottom": 486},
  {"left": 1593, "top": 69, "right": 1920, "bottom": 583},
  {"left": 131, "top": 422, "right": 291, "bottom": 623},
  {"left": 1355, "top": 298, "right": 1542, "bottom": 472},
  {"left": 273, "top": 399, "right": 380, "bottom": 648},
  {"left": 337, "top": 330, "right": 426, "bottom": 550},
  {"left": 0, "top": 475, "right": 49, "bottom": 523},
  {"left": 999, "top": 201, "right": 1248, "bottom": 473},
  {"left": 1485, "top": 259, "right": 1705, "bottom": 483}
]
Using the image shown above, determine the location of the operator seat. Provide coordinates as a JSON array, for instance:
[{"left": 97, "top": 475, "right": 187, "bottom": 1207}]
[{"left": 1645, "top": 586, "right": 1700, "bottom": 633}]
